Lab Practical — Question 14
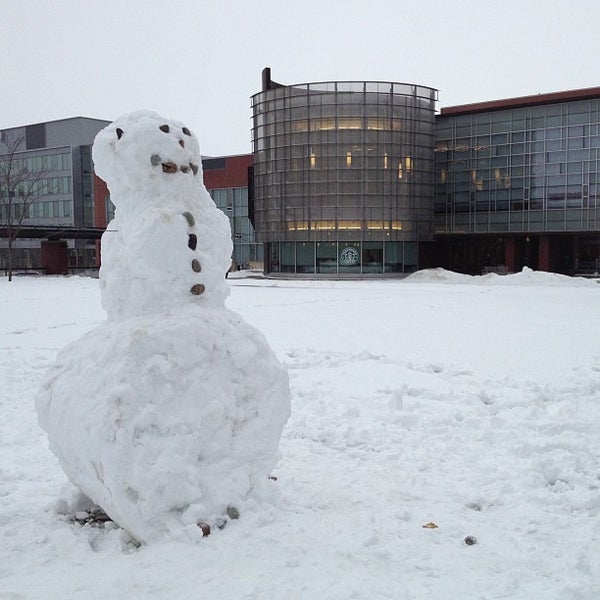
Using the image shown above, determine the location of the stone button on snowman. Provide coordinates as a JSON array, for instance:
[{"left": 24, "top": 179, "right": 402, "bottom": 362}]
[{"left": 36, "top": 111, "right": 291, "bottom": 544}]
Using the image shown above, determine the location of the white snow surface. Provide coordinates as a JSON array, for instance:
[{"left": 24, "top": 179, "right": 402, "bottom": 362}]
[
  {"left": 2, "top": 270, "right": 600, "bottom": 598},
  {"left": 35, "top": 306, "right": 290, "bottom": 544},
  {"left": 34, "top": 111, "right": 290, "bottom": 544}
]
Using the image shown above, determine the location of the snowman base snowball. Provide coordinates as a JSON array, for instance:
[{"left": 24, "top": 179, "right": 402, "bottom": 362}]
[{"left": 35, "top": 111, "right": 291, "bottom": 544}]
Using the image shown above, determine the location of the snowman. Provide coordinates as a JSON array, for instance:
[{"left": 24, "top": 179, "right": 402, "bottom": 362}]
[{"left": 36, "top": 111, "right": 291, "bottom": 544}]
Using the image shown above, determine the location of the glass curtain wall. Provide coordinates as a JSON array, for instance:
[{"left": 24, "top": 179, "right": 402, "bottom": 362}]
[
  {"left": 267, "top": 240, "right": 418, "bottom": 275},
  {"left": 210, "top": 187, "right": 263, "bottom": 267},
  {"left": 435, "top": 99, "right": 600, "bottom": 234},
  {"left": 252, "top": 78, "right": 437, "bottom": 275},
  {"left": 0, "top": 148, "right": 73, "bottom": 226}
]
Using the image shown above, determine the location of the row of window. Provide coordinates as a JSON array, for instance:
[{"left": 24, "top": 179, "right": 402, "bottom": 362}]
[
  {"left": 0, "top": 152, "right": 71, "bottom": 175},
  {"left": 439, "top": 158, "right": 600, "bottom": 178},
  {"left": 255, "top": 118, "right": 431, "bottom": 136},
  {"left": 436, "top": 193, "right": 600, "bottom": 212},
  {"left": 442, "top": 170, "right": 600, "bottom": 186},
  {"left": 437, "top": 124, "right": 600, "bottom": 147},
  {"left": 267, "top": 240, "right": 419, "bottom": 274},
  {"left": 30, "top": 176, "right": 72, "bottom": 197},
  {"left": 435, "top": 211, "right": 600, "bottom": 233},
  {"left": 253, "top": 86, "right": 436, "bottom": 110},
  {"left": 436, "top": 102, "right": 600, "bottom": 137},
  {"left": 0, "top": 200, "right": 72, "bottom": 221},
  {"left": 1, "top": 176, "right": 72, "bottom": 198},
  {"left": 210, "top": 187, "right": 248, "bottom": 209},
  {"left": 256, "top": 141, "right": 431, "bottom": 157},
  {"left": 438, "top": 139, "right": 600, "bottom": 158},
  {"left": 256, "top": 133, "right": 434, "bottom": 151},
  {"left": 255, "top": 182, "right": 430, "bottom": 198},
  {"left": 438, "top": 125, "right": 600, "bottom": 147}
]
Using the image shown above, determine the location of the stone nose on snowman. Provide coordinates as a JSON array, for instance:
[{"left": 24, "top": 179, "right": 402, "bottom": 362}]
[{"left": 150, "top": 154, "right": 199, "bottom": 175}]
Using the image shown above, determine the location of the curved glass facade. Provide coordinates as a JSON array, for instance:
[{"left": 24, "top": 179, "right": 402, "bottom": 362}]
[{"left": 251, "top": 74, "right": 438, "bottom": 275}]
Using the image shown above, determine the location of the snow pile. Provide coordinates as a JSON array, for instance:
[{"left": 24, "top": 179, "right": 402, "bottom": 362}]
[
  {"left": 405, "top": 267, "right": 476, "bottom": 284},
  {"left": 35, "top": 111, "right": 290, "bottom": 544},
  {"left": 484, "top": 265, "right": 598, "bottom": 287},
  {"left": 408, "top": 266, "right": 598, "bottom": 287}
]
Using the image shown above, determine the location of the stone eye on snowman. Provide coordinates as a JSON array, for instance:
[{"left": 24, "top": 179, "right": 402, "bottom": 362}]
[{"left": 36, "top": 111, "right": 291, "bottom": 545}]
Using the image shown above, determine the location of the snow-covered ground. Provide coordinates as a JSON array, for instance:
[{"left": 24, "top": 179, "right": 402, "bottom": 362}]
[{"left": 1, "top": 269, "right": 599, "bottom": 599}]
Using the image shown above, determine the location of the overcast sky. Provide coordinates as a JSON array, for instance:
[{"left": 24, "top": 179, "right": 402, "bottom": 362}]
[{"left": 2, "top": 0, "right": 599, "bottom": 156}]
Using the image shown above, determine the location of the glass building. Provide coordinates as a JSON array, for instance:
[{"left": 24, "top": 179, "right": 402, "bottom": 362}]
[
  {"left": 434, "top": 88, "right": 600, "bottom": 274},
  {"left": 251, "top": 68, "right": 438, "bottom": 276},
  {"left": 202, "top": 154, "right": 263, "bottom": 269},
  {"left": 0, "top": 117, "right": 110, "bottom": 272}
]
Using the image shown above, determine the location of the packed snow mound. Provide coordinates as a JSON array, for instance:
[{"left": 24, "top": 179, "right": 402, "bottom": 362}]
[
  {"left": 93, "top": 110, "right": 232, "bottom": 319},
  {"left": 36, "top": 306, "right": 290, "bottom": 544},
  {"left": 36, "top": 111, "right": 291, "bottom": 545},
  {"left": 405, "top": 268, "right": 475, "bottom": 284},
  {"left": 406, "top": 267, "right": 598, "bottom": 287},
  {"left": 488, "top": 266, "right": 598, "bottom": 287}
]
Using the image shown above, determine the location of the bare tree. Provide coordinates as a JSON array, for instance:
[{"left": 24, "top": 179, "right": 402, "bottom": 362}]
[{"left": 0, "top": 135, "right": 48, "bottom": 281}]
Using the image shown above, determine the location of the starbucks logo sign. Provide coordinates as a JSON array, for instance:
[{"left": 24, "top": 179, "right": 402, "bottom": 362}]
[{"left": 339, "top": 246, "right": 360, "bottom": 266}]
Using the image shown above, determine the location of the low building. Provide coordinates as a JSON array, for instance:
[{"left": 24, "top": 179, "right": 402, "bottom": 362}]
[
  {"left": 0, "top": 117, "right": 110, "bottom": 273},
  {"left": 432, "top": 87, "right": 600, "bottom": 275}
]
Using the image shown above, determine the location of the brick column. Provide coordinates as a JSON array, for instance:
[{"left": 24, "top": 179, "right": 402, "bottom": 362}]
[
  {"left": 538, "top": 235, "right": 551, "bottom": 271},
  {"left": 504, "top": 237, "right": 517, "bottom": 272}
]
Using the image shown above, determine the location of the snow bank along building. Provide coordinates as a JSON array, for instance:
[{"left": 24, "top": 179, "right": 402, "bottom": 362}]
[{"left": 2, "top": 72, "right": 600, "bottom": 277}]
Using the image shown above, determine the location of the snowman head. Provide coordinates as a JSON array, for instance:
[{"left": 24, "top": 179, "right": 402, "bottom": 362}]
[{"left": 92, "top": 110, "right": 203, "bottom": 204}]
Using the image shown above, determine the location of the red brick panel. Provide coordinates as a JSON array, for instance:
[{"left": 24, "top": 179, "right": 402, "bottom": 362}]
[
  {"left": 93, "top": 174, "right": 110, "bottom": 228},
  {"left": 202, "top": 155, "right": 252, "bottom": 189}
]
